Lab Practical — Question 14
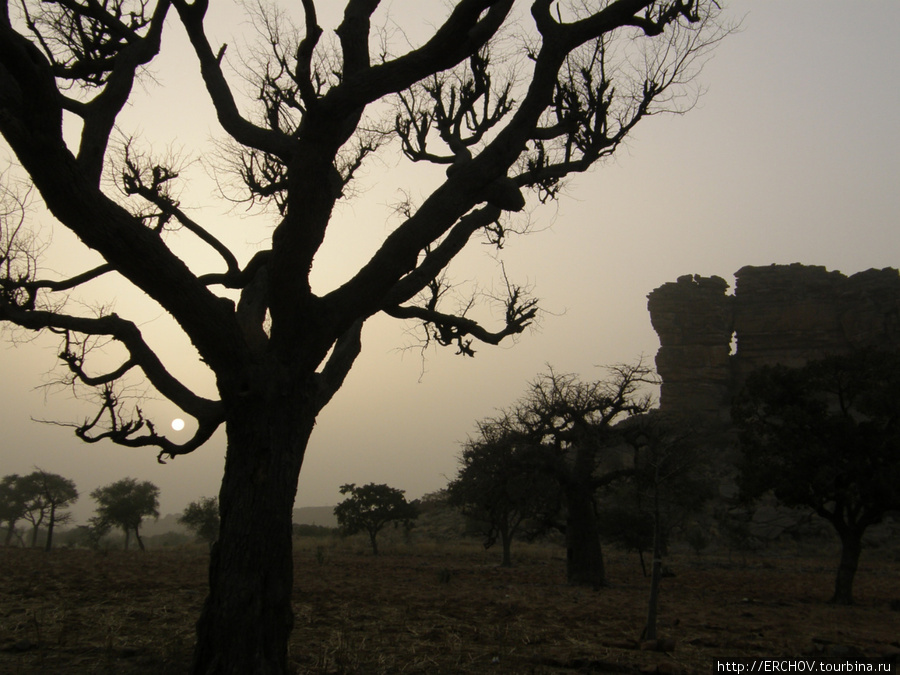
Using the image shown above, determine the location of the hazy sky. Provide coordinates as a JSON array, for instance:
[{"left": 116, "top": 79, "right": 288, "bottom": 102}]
[{"left": 2, "top": 1, "right": 899, "bottom": 524}]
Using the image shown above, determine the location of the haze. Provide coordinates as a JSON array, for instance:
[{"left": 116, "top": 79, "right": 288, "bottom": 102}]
[{"left": 1, "top": 1, "right": 898, "bottom": 524}]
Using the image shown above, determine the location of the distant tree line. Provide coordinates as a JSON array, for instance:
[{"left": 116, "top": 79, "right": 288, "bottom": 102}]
[
  {"left": 1, "top": 473, "right": 163, "bottom": 550},
  {"left": 1, "top": 469, "right": 78, "bottom": 550}
]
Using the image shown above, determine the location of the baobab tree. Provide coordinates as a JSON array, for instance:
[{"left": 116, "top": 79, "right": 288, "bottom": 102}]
[
  {"left": 497, "top": 363, "right": 657, "bottom": 586},
  {"left": 0, "top": 1, "right": 728, "bottom": 672}
]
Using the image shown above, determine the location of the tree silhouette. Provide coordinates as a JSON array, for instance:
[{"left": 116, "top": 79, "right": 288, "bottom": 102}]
[
  {"left": 17, "top": 469, "right": 79, "bottom": 550},
  {"left": 334, "top": 483, "right": 418, "bottom": 555},
  {"left": 0, "top": 1, "right": 729, "bottom": 670},
  {"left": 91, "top": 478, "right": 160, "bottom": 551},
  {"left": 0, "top": 474, "right": 30, "bottom": 547},
  {"left": 179, "top": 496, "right": 220, "bottom": 550},
  {"left": 469, "top": 363, "right": 656, "bottom": 586},
  {"left": 448, "top": 419, "right": 560, "bottom": 566},
  {"left": 733, "top": 350, "right": 900, "bottom": 605}
]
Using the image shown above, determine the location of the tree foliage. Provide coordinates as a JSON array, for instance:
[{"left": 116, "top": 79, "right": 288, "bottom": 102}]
[
  {"left": 0, "top": 470, "right": 78, "bottom": 549},
  {"left": 733, "top": 349, "right": 900, "bottom": 605},
  {"left": 18, "top": 469, "right": 79, "bottom": 550},
  {"left": 448, "top": 419, "right": 560, "bottom": 566},
  {"left": 0, "top": 0, "right": 730, "bottom": 669},
  {"left": 179, "top": 496, "right": 220, "bottom": 549},
  {"left": 90, "top": 477, "right": 160, "bottom": 551},
  {"left": 334, "top": 483, "right": 418, "bottom": 555}
]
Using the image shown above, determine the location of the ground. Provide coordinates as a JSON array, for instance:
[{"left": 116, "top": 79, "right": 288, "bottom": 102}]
[{"left": 1, "top": 538, "right": 898, "bottom": 674}]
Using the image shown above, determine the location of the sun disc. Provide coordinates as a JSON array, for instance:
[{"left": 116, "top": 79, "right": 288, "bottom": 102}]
[{"left": 171, "top": 418, "right": 185, "bottom": 431}]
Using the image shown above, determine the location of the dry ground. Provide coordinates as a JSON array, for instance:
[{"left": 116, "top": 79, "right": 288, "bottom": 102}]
[{"left": 1, "top": 539, "right": 898, "bottom": 674}]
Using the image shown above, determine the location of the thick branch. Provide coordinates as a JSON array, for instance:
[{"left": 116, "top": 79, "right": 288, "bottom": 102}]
[
  {"left": 76, "top": 1, "right": 172, "bottom": 182},
  {"left": 172, "top": 0, "right": 294, "bottom": 157},
  {"left": 323, "top": 0, "right": 514, "bottom": 112},
  {"left": 381, "top": 205, "right": 502, "bottom": 308},
  {"left": 314, "top": 318, "right": 363, "bottom": 411}
]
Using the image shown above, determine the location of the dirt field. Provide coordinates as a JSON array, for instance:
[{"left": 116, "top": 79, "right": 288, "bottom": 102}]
[{"left": 1, "top": 541, "right": 898, "bottom": 674}]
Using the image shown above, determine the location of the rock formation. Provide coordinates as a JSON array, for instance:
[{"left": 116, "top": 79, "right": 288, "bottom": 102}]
[{"left": 648, "top": 264, "right": 900, "bottom": 422}]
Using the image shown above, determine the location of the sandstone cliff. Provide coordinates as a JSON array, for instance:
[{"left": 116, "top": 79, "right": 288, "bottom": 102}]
[{"left": 648, "top": 264, "right": 900, "bottom": 421}]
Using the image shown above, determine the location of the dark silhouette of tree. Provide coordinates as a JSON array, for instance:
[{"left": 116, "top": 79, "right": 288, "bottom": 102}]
[
  {"left": 475, "top": 363, "right": 656, "bottom": 587},
  {"left": 733, "top": 350, "right": 900, "bottom": 605},
  {"left": 0, "top": 1, "right": 729, "bottom": 670},
  {"left": 17, "top": 469, "right": 79, "bottom": 550},
  {"left": 447, "top": 420, "right": 560, "bottom": 566},
  {"left": 91, "top": 478, "right": 160, "bottom": 551},
  {"left": 0, "top": 474, "right": 29, "bottom": 546},
  {"left": 334, "top": 483, "right": 418, "bottom": 555},
  {"left": 179, "top": 496, "right": 220, "bottom": 550}
]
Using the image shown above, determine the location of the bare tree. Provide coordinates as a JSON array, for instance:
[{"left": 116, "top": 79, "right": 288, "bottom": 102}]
[
  {"left": 506, "top": 363, "right": 657, "bottom": 586},
  {"left": 619, "top": 412, "right": 712, "bottom": 643},
  {"left": 0, "top": 1, "right": 729, "bottom": 672}
]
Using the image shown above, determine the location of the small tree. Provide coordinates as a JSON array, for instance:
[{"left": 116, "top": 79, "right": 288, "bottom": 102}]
[
  {"left": 334, "top": 483, "right": 418, "bottom": 555},
  {"left": 17, "top": 469, "right": 79, "bottom": 550},
  {"left": 179, "top": 497, "right": 220, "bottom": 550},
  {"left": 619, "top": 412, "right": 712, "bottom": 642},
  {"left": 448, "top": 421, "right": 560, "bottom": 566},
  {"left": 0, "top": 474, "right": 29, "bottom": 547},
  {"left": 91, "top": 478, "right": 160, "bottom": 551},
  {"left": 733, "top": 350, "right": 900, "bottom": 605}
]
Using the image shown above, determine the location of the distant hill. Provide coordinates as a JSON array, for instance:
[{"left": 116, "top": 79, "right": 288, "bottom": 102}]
[
  {"left": 140, "top": 513, "right": 188, "bottom": 537},
  {"left": 293, "top": 506, "right": 337, "bottom": 528}
]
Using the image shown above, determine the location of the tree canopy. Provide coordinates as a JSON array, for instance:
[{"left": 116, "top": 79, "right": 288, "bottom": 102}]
[
  {"left": 91, "top": 477, "right": 160, "bottom": 551},
  {"left": 179, "top": 496, "right": 220, "bottom": 549},
  {"left": 448, "top": 420, "right": 560, "bottom": 566},
  {"left": 19, "top": 469, "right": 79, "bottom": 550},
  {"left": 334, "top": 482, "right": 418, "bottom": 555}
]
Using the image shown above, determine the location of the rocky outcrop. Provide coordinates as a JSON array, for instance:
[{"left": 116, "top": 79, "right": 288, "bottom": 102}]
[
  {"left": 647, "top": 274, "right": 733, "bottom": 422},
  {"left": 648, "top": 264, "right": 900, "bottom": 421}
]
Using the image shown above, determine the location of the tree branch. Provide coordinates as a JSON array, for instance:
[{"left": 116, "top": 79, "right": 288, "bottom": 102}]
[
  {"left": 172, "top": 0, "right": 294, "bottom": 157},
  {"left": 0, "top": 302, "right": 222, "bottom": 423}
]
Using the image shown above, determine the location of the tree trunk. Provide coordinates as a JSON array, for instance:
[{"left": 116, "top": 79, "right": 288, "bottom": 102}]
[
  {"left": 3, "top": 522, "right": 17, "bottom": 546},
  {"left": 499, "top": 524, "right": 513, "bottom": 567},
  {"left": 134, "top": 526, "right": 146, "bottom": 552},
  {"left": 44, "top": 504, "right": 56, "bottom": 552},
  {"left": 192, "top": 388, "right": 314, "bottom": 675},
  {"left": 123, "top": 527, "right": 131, "bottom": 551},
  {"left": 369, "top": 529, "right": 379, "bottom": 556},
  {"left": 565, "top": 482, "right": 605, "bottom": 587},
  {"left": 830, "top": 528, "right": 862, "bottom": 605},
  {"left": 643, "top": 494, "right": 663, "bottom": 641}
]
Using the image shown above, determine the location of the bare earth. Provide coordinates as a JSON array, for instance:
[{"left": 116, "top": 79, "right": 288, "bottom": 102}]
[{"left": 1, "top": 542, "right": 898, "bottom": 674}]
